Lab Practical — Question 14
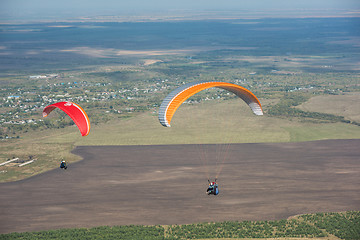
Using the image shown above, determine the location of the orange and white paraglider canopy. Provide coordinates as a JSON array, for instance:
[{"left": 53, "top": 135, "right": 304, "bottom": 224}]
[{"left": 158, "top": 81, "right": 263, "bottom": 127}]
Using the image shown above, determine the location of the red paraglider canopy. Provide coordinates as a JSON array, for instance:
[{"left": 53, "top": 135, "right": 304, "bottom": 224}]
[{"left": 43, "top": 101, "right": 90, "bottom": 136}]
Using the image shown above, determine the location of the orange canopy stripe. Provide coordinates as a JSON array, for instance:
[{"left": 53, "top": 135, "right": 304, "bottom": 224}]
[{"left": 158, "top": 81, "right": 263, "bottom": 127}]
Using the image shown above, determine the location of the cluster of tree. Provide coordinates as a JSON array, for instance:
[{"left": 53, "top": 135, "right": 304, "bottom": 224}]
[
  {"left": 168, "top": 219, "right": 324, "bottom": 239},
  {"left": 3, "top": 225, "right": 165, "bottom": 240},
  {"left": 300, "top": 211, "right": 360, "bottom": 240},
  {"left": 5, "top": 211, "right": 359, "bottom": 239},
  {"left": 2, "top": 213, "right": 358, "bottom": 239}
]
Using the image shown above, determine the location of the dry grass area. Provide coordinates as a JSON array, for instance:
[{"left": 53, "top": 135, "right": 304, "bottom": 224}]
[
  {"left": 0, "top": 127, "right": 82, "bottom": 182},
  {"left": 142, "top": 59, "right": 163, "bottom": 65},
  {"left": 77, "top": 99, "right": 360, "bottom": 146},
  {"left": 60, "top": 46, "right": 257, "bottom": 58},
  {"left": 297, "top": 93, "right": 360, "bottom": 122}
]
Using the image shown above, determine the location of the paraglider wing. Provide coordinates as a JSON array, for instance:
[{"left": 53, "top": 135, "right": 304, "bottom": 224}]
[
  {"left": 43, "top": 101, "right": 90, "bottom": 136},
  {"left": 158, "top": 81, "right": 263, "bottom": 127}
]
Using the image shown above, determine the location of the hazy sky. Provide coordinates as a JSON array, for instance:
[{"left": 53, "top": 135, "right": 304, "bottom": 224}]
[{"left": 1, "top": 0, "right": 359, "bottom": 20}]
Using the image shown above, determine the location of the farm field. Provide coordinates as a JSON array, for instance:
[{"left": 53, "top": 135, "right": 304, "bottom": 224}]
[{"left": 0, "top": 139, "right": 359, "bottom": 234}]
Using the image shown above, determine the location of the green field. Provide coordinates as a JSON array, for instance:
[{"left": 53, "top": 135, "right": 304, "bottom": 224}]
[{"left": 1, "top": 211, "right": 359, "bottom": 240}]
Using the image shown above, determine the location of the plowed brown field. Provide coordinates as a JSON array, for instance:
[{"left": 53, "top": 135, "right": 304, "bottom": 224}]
[{"left": 0, "top": 139, "right": 359, "bottom": 233}]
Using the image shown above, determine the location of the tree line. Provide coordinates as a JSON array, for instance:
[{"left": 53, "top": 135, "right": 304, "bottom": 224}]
[{"left": 2, "top": 211, "right": 359, "bottom": 240}]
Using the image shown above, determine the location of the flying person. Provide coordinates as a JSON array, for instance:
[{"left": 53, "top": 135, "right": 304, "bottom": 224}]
[
  {"left": 158, "top": 81, "right": 263, "bottom": 196},
  {"left": 60, "top": 160, "right": 67, "bottom": 170},
  {"left": 206, "top": 179, "right": 219, "bottom": 195}
]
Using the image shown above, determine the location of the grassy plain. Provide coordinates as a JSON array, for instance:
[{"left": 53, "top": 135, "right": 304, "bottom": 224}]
[
  {"left": 77, "top": 98, "right": 360, "bottom": 146},
  {"left": 297, "top": 93, "right": 360, "bottom": 122}
]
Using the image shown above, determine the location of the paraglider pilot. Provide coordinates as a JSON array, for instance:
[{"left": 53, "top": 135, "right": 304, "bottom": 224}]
[
  {"left": 60, "top": 160, "right": 67, "bottom": 170},
  {"left": 207, "top": 179, "right": 219, "bottom": 195}
]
